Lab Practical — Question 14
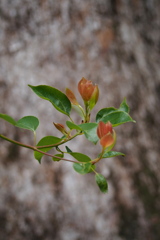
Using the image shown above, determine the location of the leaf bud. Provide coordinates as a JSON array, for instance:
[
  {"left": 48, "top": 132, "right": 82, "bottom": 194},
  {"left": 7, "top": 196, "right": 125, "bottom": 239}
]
[
  {"left": 53, "top": 122, "right": 68, "bottom": 135},
  {"left": 97, "top": 121, "right": 116, "bottom": 149},
  {"left": 65, "top": 88, "right": 79, "bottom": 105},
  {"left": 89, "top": 85, "right": 99, "bottom": 110},
  {"left": 78, "top": 77, "right": 99, "bottom": 103}
]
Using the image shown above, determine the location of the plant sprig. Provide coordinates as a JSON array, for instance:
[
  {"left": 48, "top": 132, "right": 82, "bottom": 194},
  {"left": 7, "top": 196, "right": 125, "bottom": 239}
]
[{"left": 0, "top": 77, "right": 135, "bottom": 193}]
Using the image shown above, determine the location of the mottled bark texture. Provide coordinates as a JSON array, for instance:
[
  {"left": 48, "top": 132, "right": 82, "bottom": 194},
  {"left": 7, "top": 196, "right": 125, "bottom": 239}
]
[{"left": 0, "top": 0, "right": 160, "bottom": 240}]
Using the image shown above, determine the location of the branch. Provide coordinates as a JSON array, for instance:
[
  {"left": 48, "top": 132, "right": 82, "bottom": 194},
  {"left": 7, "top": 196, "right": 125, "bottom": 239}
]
[{"left": 0, "top": 134, "right": 79, "bottom": 163}]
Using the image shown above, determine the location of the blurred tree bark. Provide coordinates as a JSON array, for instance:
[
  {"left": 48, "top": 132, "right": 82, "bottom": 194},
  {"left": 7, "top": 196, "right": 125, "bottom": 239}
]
[{"left": 0, "top": 0, "right": 160, "bottom": 240}]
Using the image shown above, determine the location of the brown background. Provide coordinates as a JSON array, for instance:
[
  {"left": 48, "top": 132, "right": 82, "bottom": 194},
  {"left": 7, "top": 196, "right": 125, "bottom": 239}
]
[{"left": 0, "top": 1, "right": 160, "bottom": 240}]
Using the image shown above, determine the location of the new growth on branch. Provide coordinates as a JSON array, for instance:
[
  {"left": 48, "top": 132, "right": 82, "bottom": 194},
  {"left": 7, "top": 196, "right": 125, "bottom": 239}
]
[{"left": 0, "top": 77, "right": 136, "bottom": 193}]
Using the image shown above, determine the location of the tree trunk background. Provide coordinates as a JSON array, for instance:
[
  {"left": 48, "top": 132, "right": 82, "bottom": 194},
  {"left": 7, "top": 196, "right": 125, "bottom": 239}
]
[{"left": 0, "top": 1, "right": 160, "bottom": 240}]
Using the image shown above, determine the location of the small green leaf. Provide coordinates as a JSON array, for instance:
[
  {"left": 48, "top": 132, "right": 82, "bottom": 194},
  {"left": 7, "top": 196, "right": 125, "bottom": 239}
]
[
  {"left": 34, "top": 136, "right": 61, "bottom": 163},
  {"left": 96, "top": 107, "right": 117, "bottom": 123},
  {"left": 96, "top": 108, "right": 135, "bottom": 126},
  {"left": 66, "top": 121, "right": 82, "bottom": 130},
  {"left": 65, "top": 146, "right": 72, "bottom": 153},
  {"left": 69, "top": 152, "right": 91, "bottom": 162},
  {"left": 78, "top": 122, "right": 97, "bottom": 131},
  {"left": 73, "top": 162, "right": 92, "bottom": 174},
  {"left": 0, "top": 113, "right": 16, "bottom": 125},
  {"left": 16, "top": 116, "right": 39, "bottom": 131},
  {"left": 52, "top": 153, "right": 63, "bottom": 161},
  {"left": 78, "top": 123, "right": 99, "bottom": 144},
  {"left": 95, "top": 174, "right": 108, "bottom": 193},
  {"left": 102, "top": 151, "right": 125, "bottom": 158},
  {"left": 119, "top": 98, "right": 129, "bottom": 113},
  {"left": 102, "top": 111, "right": 135, "bottom": 126},
  {"left": 28, "top": 85, "right": 71, "bottom": 116}
]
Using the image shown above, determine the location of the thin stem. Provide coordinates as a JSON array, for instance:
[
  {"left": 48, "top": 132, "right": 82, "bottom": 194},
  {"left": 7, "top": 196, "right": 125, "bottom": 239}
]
[
  {"left": 36, "top": 149, "right": 78, "bottom": 163},
  {"left": 55, "top": 146, "right": 64, "bottom": 153},
  {"left": 84, "top": 101, "right": 90, "bottom": 123},
  {"left": 0, "top": 134, "right": 79, "bottom": 164},
  {"left": 91, "top": 166, "right": 98, "bottom": 174},
  {"left": 91, "top": 148, "right": 105, "bottom": 164},
  {"left": 68, "top": 115, "right": 74, "bottom": 123},
  {"left": 36, "top": 131, "right": 81, "bottom": 149},
  {"left": 0, "top": 134, "right": 36, "bottom": 150},
  {"left": 33, "top": 131, "right": 36, "bottom": 146}
]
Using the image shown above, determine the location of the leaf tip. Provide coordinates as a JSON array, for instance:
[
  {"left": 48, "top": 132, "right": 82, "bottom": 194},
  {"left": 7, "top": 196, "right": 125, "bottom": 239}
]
[{"left": 95, "top": 173, "right": 108, "bottom": 193}]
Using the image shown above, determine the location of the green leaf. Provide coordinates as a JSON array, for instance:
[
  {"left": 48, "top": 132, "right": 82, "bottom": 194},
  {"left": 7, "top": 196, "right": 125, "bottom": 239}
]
[
  {"left": 78, "top": 123, "right": 99, "bottom": 144},
  {"left": 65, "top": 146, "right": 72, "bottom": 153},
  {"left": 96, "top": 108, "right": 135, "bottom": 127},
  {"left": 102, "top": 151, "right": 125, "bottom": 158},
  {"left": 52, "top": 153, "right": 63, "bottom": 161},
  {"left": 119, "top": 98, "right": 129, "bottom": 113},
  {"left": 66, "top": 121, "right": 82, "bottom": 130},
  {"left": 95, "top": 174, "right": 108, "bottom": 193},
  {"left": 34, "top": 136, "right": 61, "bottom": 163},
  {"left": 102, "top": 111, "right": 135, "bottom": 126},
  {"left": 96, "top": 99, "right": 136, "bottom": 126},
  {"left": 78, "top": 122, "right": 97, "bottom": 131},
  {"left": 96, "top": 107, "right": 117, "bottom": 122},
  {"left": 73, "top": 162, "right": 92, "bottom": 174},
  {"left": 28, "top": 85, "right": 71, "bottom": 116},
  {"left": 69, "top": 152, "right": 91, "bottom": 162},
  {"left": 70, "top": 151, "right": 95, "bottom": 174},
  {"left": 0, "top": 114, "right": 40, "bottom": 132},
  {"left": 16, "top": 116, "right": 39, "bottom": 131},
  {"left": 0, "top": 113, "right": 16, "bottom": 125}
]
